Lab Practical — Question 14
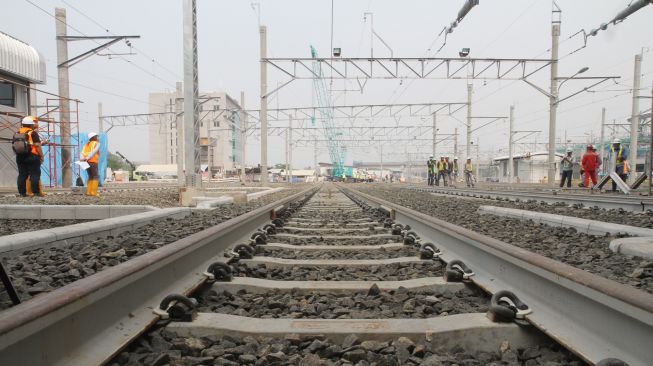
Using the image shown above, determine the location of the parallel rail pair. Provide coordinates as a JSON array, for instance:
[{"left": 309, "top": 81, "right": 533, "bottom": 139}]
[{"left": 0, "top": 184, "right": 650, "bottom": 365}]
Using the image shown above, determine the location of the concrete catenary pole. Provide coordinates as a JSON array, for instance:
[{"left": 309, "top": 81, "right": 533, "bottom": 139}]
[
  {"left": 289, "top": 115, "right": 293, "bottom": 184},
  {"left": 547, "top": 8, "right": 561, "bottom": 187},
  {"left": 599, "top": 107, "right": 606, "bottom": 173},
  {"left": 175, "top": 82, "right": 184, "bottom": 184},
  {"left": 314, "top": 138, "right": 318, "bottom": 179},
  {"left": 509, "top": 105, "right": 515, "bottom": 184},
  {"left": 649, "top": 81, "right": 653, "bottom": 195},
  {"left": 97, "top": 102, "right": 103, "bottom": 133},
  {"left": 259, "top": 25, "right": 269, "bottom": 184},
  {"left": 454, "top": 128, "right": 459, "bottom": 160},
  {"left": 55, "top": 8, "right": 72, "bottom": 188},
  {"left": 432, "top": 113, "right": 437, "bottom": 158},
  {"left": 629, "top": 52, "right": 643, "bottom": 182},
  {"left": 240, "top": 91, "right": 247, "bottom": 182},
  {"left": 466, "top": 83, "right": 473, "bottom": 157},
  {"left": 475, "top": 137, "right": 480, "bottom": 179},
  {"left": 284, "top": 128, "right": 289, "bottom": 183},
  {"left": 183, "top": 0, "right": 200, "bottom": 187},
  {"left": 379, "top": 142, "right": 384, "bottom": 181}
]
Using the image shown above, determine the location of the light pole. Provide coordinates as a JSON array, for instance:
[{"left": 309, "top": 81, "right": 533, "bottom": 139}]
[{"left": 557, "top": 67, "right": 589, "bottom": 91}]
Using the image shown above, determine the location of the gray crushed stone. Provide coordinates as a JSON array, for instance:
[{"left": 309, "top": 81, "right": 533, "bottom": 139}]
[
  {"left": 255, "top": 246, "right": 418, "bottom": 260},
  {"left": 233, "top": 262, "right": 443, "bottom": 281},
  {"left": 0, "top": 219, "right": 90, "bottom": 236},
  {"left": 196, "top": 285, "right": 488, "bottom": 319},
  {"left": 355, "top": 185, "right": 653, "bottom": 294},
  {"left": 0, "top": 188, "right": 303, "bottom": 310},
  {"left": 108, "top": 327, "right": 584, "bottom": 366}
]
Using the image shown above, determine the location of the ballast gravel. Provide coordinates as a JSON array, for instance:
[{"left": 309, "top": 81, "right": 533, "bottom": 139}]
[
  {"left": 0, "top": 188, "right": 180, "bottom": 207},
  {"left": 109, "top": 326, "right": 584, "bottom": 366},
  {"left": 233, "top": 261, "right": 442, "bottom": 281},
  {"left": 0, "top": 219, "right": 89, "bottom": 236},
  {"left": 270, "top": 235, "right": 401, "bottom": 246},
  {"left": 355, "top": 185, "right": 653, "bottom": 294},
  {"left": 471, "top": 191, "right": 653, "bottom": 229},
  {"left": 278, "top": 227, "right": 387, "bottom": 236},
  {"left": 196, "top": 285, "right": 488, "bottom": 319},
  {"left": 0, "top": 188, "right": 303, "bottom": 310},
  {"left": 255, "top": 246, "right": 418, "bottom": 260}
]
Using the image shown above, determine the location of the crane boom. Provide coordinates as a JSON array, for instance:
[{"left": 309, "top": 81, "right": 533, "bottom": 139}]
[{"left": 310, "top": 45, "right": 346, "bottom": 178}]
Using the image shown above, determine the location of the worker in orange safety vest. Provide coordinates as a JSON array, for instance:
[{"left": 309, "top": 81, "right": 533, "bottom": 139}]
[{"left": 81, "top": 132, "right": 101, "bottom": 196}]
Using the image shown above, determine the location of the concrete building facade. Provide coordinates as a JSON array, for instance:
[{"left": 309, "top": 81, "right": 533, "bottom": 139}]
[
  {"left": 0, "top": 31, "right": 46, "bottom": 187},
  {"left": 148, "top": 83, "right": 242, "bottom": 174}
]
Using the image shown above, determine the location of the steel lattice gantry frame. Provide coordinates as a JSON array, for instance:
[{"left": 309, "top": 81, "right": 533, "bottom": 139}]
[
  {"left": 263, "top": 57, "right": 552, "bottom": 80},
  {"left": 261, "top": 56, "right": 553, "bottom": 168},
  {"left": 244, "top": 101, "right": 467, "bottom": 123}
]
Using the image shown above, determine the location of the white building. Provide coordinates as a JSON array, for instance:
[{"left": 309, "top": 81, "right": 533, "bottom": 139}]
[
  {"left": 0, "top": 32, "right": 46, "bottom": 187},
  {"left": 493, "top": 151, "right": 565, "bottom": 184},
  {"left": 148, "top": 83, "right": 243, "bottom": 174}
]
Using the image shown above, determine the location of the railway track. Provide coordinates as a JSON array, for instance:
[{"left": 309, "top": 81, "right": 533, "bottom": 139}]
[
  {"left": 0, "top": 184, "right": 651, "bottom": 365},
  {"left": 403, "top": 185, "right": 653, "bottom": 212}
]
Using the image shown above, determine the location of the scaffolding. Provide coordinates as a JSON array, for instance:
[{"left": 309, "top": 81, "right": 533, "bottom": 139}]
[{"left": 0, "top": 98, "right": 81, "bottom": 187}]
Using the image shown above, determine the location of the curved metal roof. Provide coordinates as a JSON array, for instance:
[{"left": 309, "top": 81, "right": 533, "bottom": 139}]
[{"left": 0, "top": 31, "right": 46, "bottom": 84}]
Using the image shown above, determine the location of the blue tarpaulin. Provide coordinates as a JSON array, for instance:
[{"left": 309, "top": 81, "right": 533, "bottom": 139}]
[{"left": 41, "top": 133, "right": 108, "bottom": 186}]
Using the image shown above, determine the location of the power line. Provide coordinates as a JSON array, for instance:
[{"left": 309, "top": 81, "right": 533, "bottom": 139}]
[
  {"left": 61, "top": 0, "right": 181, "bottom": 80},
  {"left": 45, "top": 75, "right": 169, "bottom": 109},
  {"left": 23, "top": 0, "right": 177, "bottom": 88}
]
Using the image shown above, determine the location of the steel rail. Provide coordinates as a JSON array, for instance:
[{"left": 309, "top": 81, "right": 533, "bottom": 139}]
[
  {"left": 0, "top": 186, "right": 318, "bottom": 366},
  {"left": 340, "top": 185, "right": 653, "bottom": 365},
  {"left": 403, "top": 185, "right": 653, "bottom": 212}
]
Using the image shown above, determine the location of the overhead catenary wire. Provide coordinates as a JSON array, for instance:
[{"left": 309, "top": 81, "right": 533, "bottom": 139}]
[
  {"left": 61, "top": 0, "right": 182, "bottom": 81},
  {"left": 23, "top": 0, "right": 177, "bottom": 89}
]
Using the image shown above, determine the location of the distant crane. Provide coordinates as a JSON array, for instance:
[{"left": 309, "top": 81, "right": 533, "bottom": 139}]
[
  {"left": 116, "top": 151, "right": 137, "bottom": 181},
  {"left": 310, "top": 45, "right": 346, "bottom": 178}
]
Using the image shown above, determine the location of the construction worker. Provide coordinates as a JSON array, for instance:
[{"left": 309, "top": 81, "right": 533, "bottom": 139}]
[
  {"left": 13, "top": 116, "right": 44, "bottom": 197},
  {"left": 559, "top": 148, "right": 574, "bottom": 188},
  {"left": 464, "top": 157, "right": 475, "bottom": 188},
  {"left": 437, "top": 156, "right": 448, "bottom": 187},
  {"left": 427, "top": 156, "right": 435, "bottom": 186},
  {"left": 608, "top": 139, "right": 628, "bottom": 192},
  {"left": 452, "top": 157, "right": 459, "bottom": 184},
  {"left": 581, "top": 144, "right": 600, "bottom": 189},
  {"left": 444, "top": 157, "right": 451, "bottom": 186},
  {"left": 81, "top": 132, "right": 101, "bottom": 196}
]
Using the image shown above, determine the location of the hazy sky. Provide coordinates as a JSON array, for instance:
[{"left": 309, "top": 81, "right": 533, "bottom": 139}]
[{"left": 2, "top": 0, "right": 652, "bottom": 167}]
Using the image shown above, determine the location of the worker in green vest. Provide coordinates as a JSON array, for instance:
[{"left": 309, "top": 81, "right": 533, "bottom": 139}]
[{"left": 464, "top": 157, "right": 475, "bottom": 188}]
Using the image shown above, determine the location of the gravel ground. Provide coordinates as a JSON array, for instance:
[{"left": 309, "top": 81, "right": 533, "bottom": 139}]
[
  {"left": 279, "top": 227, "right": 387, "bottom": 236},
  {"left": 196, "top": 285, "right": 488, "bottom": 319},
  {"left": 0, "top": 219, "right": 90, "bottom": 236},
  {"left": 270, "top": 235, "right": 402, "bottom": 246},
  {"left": 233, "top": 261, "right": 442, "bottom": 281},
  {"left": 411, "top": 186, "right": 653, "bottom": 228},
  {"left": 256, "top": 246, "right": 418, "bottom": 260},
  {"left": 355, "top": 185, "right": 653, "bottom": 294},
  {"left": 109, "top": 327, "right": 584, "bottom": 366},
  {"left": 0, "top": 188, "right": 181, "bottom": 207},
  {"left": 0, "top": 188, "right": 304, "bottom": 310},
  {"left": 293, "top": 214, "right": 373, "bottom": 221}
]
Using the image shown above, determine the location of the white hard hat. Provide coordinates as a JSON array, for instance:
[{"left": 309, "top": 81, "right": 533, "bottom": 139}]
[
  {"left": 466, "top": 157, "right": 472, "bottom": 160},
  {"left": 566, "top": 148, "right": 573, "bottom": 152},
  {"left": 21, "top": 116, "right": 36, "bottom": 125},
  {"left": 429, "top": 155, "right": 433, "bottom": 158},
  {"left": 454, "top": 156, "right": 458, "bottom": 160},
  {"left": 612, "top": 138, "right": 621, "bottom": 144},
  {"left": 88, "top": 132, "right": 98, "bottom": 139}
]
